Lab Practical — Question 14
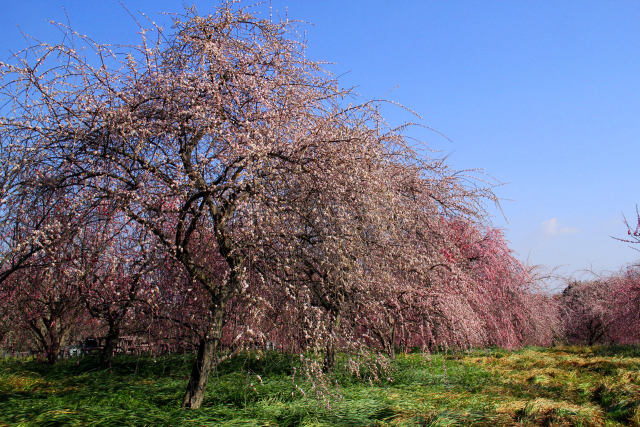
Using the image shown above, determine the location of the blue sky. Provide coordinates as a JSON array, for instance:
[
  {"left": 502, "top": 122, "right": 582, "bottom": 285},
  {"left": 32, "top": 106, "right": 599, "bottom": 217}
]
[{"left": 2, "top": 1, "right": 639, "bottom": 288}]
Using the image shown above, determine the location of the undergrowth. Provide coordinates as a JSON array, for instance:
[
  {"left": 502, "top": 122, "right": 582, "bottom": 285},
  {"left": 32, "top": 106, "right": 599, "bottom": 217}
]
[{"left": 0, "top": 346, "right": 638, "bottom": 426}]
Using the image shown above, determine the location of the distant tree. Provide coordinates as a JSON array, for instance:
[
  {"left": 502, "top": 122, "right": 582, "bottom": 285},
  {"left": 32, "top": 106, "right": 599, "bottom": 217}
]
[
  {"left": 78, "top": 208, "right": 160, "bottom": 366},
  {"left": 560, "top": 265, "right": 640, "bottom": 347},
  {"left": 606, "top": 266, "right": 640, "bottom": 344},
  {"left": 2, "top": 201, "right": 95, "bottom": 363},
  {"left": 363, "top": 220, "right": 561, "bottom": 354},
  {"left": 449, "top": 222, "right": 561, "bottom": 348},
  {"left": 560, "top": 279, "right": 614, "bottom": 345}
]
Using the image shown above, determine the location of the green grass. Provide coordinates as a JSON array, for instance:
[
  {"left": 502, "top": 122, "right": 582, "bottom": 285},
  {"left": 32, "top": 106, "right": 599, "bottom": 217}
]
[{"left": 1, "top": 346, "right": 639, "bottom": 426}]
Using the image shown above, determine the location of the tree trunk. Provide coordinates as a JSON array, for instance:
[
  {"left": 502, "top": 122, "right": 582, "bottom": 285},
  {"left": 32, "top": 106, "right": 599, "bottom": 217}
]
[
  {"left": 46, "top": 341, "right": 60, "bottom": 364},
  {"left": 182, "top": 304, "right": 225, "bottom": 409},
  {"left": 322, "top": 313, "right": 341, "bottom": 372},
  {"left": 323, "top": 338, "right": 336, "bottom": 373},
  {"left": 45, "top": 324, "right": 61, "bottom": 364},
  {"left": 100, "top": 321, "right": 120, "bottom": 367},
  {"left": 388, "top": 321, "right": 396, "bottom": 359}
]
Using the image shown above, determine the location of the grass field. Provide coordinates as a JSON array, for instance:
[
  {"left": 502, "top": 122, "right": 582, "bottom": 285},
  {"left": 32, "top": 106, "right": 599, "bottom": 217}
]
[{"left": 1, "top": 346, "right": 639, "bottom": 426}]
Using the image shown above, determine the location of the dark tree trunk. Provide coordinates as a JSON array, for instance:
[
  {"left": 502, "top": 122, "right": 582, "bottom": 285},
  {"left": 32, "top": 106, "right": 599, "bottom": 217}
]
[
  {"left": 100, "top": 321, "right": 120, "bottom": 367},
  {"left": 371, "top": 322, "right": 395, "bottom": 359},
  {"left": 46, "top": 341, "right": 59, "bottom": 365},
  {"left": 388, "top": 321, "right": 397, "bottom": 359},
  {"left": 178, "top": 208, "right": 242, "bottom": 409},
  {"left": 323, "top": 338, "right": 336, "bottom": 373},
  {"left": 44, "top": 324, "right": 67, "bottom": 364},
  {"left": 322, "top": 313, "right": 341, "bottom": 372},
  {"left": 182, "top": 304, "right": 225, "bottom": 409}
]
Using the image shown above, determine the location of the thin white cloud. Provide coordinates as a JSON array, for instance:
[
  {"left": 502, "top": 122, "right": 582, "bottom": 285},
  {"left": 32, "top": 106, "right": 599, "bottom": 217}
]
[{"left": 541, "top": 217, "right": 578, "bottom": 236}]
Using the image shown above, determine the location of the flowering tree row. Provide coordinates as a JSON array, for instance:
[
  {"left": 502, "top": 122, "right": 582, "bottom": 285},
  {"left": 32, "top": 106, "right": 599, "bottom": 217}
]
[{"left": 0, "top": 2, "right": 559, "bottom": 408}]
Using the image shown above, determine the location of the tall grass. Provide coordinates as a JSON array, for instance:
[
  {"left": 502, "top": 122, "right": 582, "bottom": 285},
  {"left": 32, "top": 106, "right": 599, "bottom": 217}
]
[{"left": 1, "top": 346, "right": 638, "bottom": 426}]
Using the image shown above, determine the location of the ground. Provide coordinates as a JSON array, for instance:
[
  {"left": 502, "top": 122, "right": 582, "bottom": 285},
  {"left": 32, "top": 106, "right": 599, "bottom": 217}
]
[{"left": 0, "top": 346, "right": 639, "bottom": 426}]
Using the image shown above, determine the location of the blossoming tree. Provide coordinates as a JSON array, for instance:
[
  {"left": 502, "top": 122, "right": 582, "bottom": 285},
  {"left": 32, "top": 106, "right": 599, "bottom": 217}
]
[{"left": 1, "top": 2, "right": 498, "bottom": 407}]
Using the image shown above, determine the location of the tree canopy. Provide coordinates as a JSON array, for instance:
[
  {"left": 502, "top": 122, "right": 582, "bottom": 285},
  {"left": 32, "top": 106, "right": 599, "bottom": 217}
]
[{"left": 0, "top": 2, "right": 573, "bottom": 409}]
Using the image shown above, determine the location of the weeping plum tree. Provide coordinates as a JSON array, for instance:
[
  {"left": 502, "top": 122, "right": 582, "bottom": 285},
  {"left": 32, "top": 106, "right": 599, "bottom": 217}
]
[
  {"left": 357, "top": 217, "right": 559, "bottom": 355},
  {"left": 446, "top": 221, "right": 560, "bottom": 348},
  {"left": 559, "top": 209, "right": 640, "bottom": 346},
  {"left": 313, "top": 163, "right": 497, "bottom": 357},
  {"left": 0, "top": 2, "right": 496, "bottom": 408}
]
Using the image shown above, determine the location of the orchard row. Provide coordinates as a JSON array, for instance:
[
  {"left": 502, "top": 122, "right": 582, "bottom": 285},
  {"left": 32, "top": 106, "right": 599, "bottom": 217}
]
[{"left": 0, "top": 2, "right": 637, "bottom": 409}]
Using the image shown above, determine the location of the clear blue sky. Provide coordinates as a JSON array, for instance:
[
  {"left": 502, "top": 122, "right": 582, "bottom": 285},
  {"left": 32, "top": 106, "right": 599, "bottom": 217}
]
[{"left": 2, "top": 1, "right": 639, "bottom": 288}]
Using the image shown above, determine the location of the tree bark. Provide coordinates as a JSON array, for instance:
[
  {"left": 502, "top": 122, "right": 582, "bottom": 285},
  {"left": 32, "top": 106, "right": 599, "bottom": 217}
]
[
  {"left": 323, "top": 338, "right": 336, "bottom": 373},
  {"left": 388, "top": 321, "right": 397, "bottom": 359},
  {"left": 100, "top": 321, "right": 120, "bottom": 367},
  {"left": 322, "top": 313, "right": 341, "bottom": 372},
  {"left": 46, "top": 340, "right": 60, "bottom": 365},
  {"left": 182, "top": 304, "right": 225, "bottom": 409}
]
